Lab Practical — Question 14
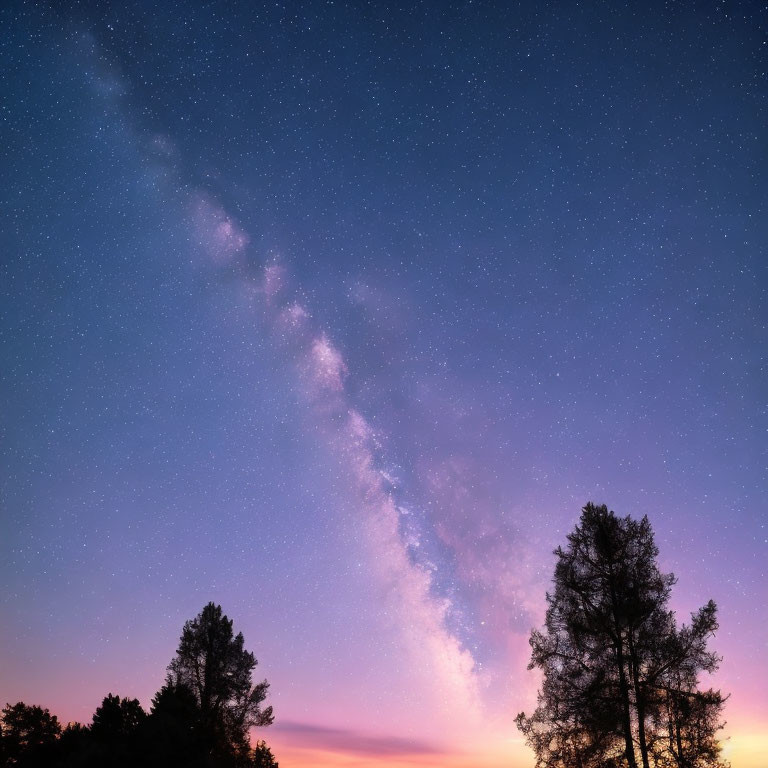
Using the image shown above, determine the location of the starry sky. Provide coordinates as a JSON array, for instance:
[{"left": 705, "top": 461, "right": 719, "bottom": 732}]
[{"left": 1, "top": 2, "right": 766, "bottom": 766}]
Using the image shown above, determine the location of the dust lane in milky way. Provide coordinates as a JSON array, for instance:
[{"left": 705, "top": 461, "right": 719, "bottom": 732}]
[{"left": 1, "top": 2, "right": 766, "bottom": 766}]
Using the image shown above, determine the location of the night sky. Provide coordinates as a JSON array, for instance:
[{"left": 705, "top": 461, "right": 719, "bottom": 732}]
[{"left": 1, "top": 2, "right": 766, "bottom": 766}]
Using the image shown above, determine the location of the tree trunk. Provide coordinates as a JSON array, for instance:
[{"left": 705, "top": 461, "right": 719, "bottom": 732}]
[
  {"left": 628, "top": 630, "right": 651, "bottom": 768},
  {"left": 614, "top": 635, "right": 639, "bottom": 768},
  {"left": 609, "top": 571, "right": 638, "bottom": 768}
]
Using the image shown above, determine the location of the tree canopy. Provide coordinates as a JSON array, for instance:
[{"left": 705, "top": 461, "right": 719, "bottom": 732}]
[
  {"left": 0, "top": 603, "right": 276, "bottom": 768},
  {"left": 0, "top": 703, "right": 60, "bottom": 768},
  {"left": 167, "top": 602, "right": 274, "bottom": 760},
  {"left": 516, "top": 503, "right": 727, "bottom": 768}
]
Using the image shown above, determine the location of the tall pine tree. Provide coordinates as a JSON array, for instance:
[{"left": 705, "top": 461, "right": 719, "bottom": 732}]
[
  {"left": 517, "top": 503, "right": 727, "bottom": 768},
  {"left": 168, "top": 603, "right": 273, "bottom": 763}
]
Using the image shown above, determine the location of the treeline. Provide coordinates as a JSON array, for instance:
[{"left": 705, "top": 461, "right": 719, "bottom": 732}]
[
  {"left": 1, "top": 604, "right": 277, "bottom": 768},
  {"left": 2, "top": 503, "right": 729, "bottom": 768}
]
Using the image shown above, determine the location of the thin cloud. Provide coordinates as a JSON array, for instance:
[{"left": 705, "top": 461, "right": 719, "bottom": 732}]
[{"left": 272, "top": 721, "right": 445, "bottom": 758}]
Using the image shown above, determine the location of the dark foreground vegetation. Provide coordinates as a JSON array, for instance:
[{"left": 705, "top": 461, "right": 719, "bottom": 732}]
[
  {"left": 2, "top": 503, "right": 728, "bottom": 768},
  {"left": 517, "top": 503, "right": 728, "bottom": 768},
  {"left": 0, "top": 603, "right": 277, "bottom": 768}
]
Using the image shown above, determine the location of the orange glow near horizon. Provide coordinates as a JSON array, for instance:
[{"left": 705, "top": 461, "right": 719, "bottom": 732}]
[
  {"left": 263, "top": 731, "right": 768, "bottom": 768},
  {"left": 263, "top": 740, "right": 528, "bottom": 768},
  {"left": 719, "top": 730, "right": 768, "bottom": 768}
]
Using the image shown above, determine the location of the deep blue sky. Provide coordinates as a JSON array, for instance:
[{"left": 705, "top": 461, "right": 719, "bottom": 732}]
[{"left": 1, "top": 2, "right": 766, "bottom": 765}]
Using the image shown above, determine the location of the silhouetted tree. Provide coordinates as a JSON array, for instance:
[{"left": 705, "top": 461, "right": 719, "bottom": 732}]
[
  {"left": 516, "top": 503, "right": 727, "bottom": 768},
  {"left": 89, "top": 694, "right": 146, "bottom": 766},
  {"left": 0, "top": 702, "right": 61, "bottom": 767},
  {"left": 91, "top": 694, "right": 145, "bottom": 741},
  {"left": 251, "top": 740, "right": 279, "bottom": 767},
  {"left": 56, "top": 722, "right": 92, "bottom": 766},
  {"left": 167, "top": 603, "right": 273, "bottom": 763},
  {"left": 1, "top": 606, "right": 277, "bottom": 768},
  {"left": 144, "top": 678, "right": 202, "bottom": 767}
]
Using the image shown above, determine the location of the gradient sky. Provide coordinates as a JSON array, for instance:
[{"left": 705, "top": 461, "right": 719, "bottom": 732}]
[{"left": 1, "top": 2, "right": 766, "bottom": 766}]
